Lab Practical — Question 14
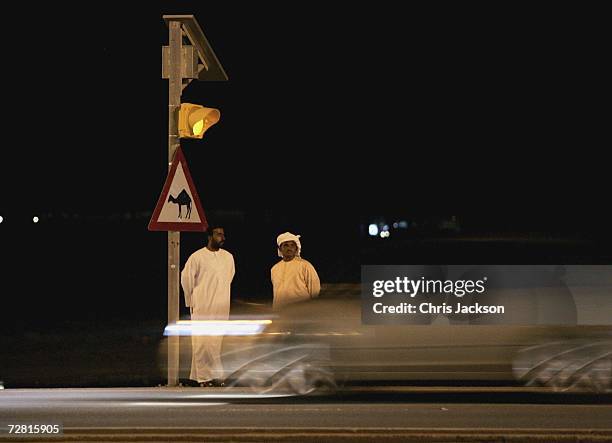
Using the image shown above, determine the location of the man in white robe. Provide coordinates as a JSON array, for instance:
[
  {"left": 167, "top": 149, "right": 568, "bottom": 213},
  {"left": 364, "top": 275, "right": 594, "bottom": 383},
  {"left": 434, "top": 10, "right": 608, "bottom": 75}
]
[
  {"left": 181, "top": 226, "right": 235, "bottom": 386},
  {"left": 271, "top": 232, "right": 320, "bottom": 310}
]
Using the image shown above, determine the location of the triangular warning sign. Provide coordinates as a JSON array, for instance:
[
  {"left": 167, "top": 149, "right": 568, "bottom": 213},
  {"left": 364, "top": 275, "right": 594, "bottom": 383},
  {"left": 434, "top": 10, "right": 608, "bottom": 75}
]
[{"left": 148, "top": 147, "right": 208, "bottom": 231}]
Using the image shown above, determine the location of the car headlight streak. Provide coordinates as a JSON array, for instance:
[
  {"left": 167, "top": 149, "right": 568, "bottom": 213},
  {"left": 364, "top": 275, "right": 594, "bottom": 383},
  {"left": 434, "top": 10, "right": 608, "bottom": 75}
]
[{"left": 164, "top": 320, "right": 272, "bottom": 336}]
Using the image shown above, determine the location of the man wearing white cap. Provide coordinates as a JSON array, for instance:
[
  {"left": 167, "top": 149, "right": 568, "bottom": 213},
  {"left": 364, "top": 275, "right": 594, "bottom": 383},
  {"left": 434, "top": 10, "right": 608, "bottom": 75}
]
[{"left": 271, "top": 232, "right": 321, "bottom": 310}]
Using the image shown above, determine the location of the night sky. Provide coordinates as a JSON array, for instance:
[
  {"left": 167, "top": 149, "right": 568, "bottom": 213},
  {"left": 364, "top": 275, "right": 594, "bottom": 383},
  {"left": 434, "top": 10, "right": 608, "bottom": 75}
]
[
  {"left": 1, "top": 3, "right": 604, "bottom": 212},
  {"left": 1, "top": 3, "right": 609, "bottom": 331}
]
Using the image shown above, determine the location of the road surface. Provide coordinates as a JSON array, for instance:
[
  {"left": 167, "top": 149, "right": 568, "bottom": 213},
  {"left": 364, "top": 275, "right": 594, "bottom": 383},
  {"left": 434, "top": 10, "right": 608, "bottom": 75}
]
[{"left": 1, "top": 387, "right": 611, "bottom": 442}]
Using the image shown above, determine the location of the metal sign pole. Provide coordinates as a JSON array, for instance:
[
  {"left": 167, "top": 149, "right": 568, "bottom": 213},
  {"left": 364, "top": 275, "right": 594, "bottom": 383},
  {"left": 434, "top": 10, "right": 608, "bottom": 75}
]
[
  {"left": 167, "top": 19, "right": 182, "bottom": 387},
  {"left": 161, "top": 14, "right": 228, "bottom": 387}
]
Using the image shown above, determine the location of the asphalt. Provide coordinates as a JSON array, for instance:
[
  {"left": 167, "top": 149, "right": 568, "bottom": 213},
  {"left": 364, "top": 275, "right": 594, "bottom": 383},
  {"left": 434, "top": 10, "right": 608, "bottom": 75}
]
[{"left": 2, "top": 387, "right": 612, "bottom": 442}]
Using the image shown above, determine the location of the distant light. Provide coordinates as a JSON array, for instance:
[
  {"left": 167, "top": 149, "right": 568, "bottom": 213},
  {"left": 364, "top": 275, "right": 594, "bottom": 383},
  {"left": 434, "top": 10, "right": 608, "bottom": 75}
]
[
  {"left": 0, "top": 216, "right": 3, "bottom": 224},
  {"left": 398, "top": 220, "right": 408, "bottom": 228},
  {"left": 368, "top": 224, "right": 379, "bottom": 236},
  {"left": 393, "top": 222, "right": 398, "bottom": 229},
  {"left": 380, "top": 230, "right": 390, "bottom": 238},
  {"left": 32, "top": 216, "right": 39, "bottom": 223},
  {"left": 382, "top": 225, "right": 389, "bottom": 231}
]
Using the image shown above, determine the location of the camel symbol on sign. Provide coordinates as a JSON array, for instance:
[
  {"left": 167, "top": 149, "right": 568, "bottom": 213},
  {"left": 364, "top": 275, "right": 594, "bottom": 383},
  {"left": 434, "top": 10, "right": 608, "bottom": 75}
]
[{"left": 167, "top": 189, "right": 192, "bottom": 219}]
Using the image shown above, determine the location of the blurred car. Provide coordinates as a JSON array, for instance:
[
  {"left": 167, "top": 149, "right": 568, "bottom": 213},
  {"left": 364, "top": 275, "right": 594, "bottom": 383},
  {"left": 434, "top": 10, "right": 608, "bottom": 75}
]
[{"left": 160, "top": 282, "right": 612, "bottom": 395}]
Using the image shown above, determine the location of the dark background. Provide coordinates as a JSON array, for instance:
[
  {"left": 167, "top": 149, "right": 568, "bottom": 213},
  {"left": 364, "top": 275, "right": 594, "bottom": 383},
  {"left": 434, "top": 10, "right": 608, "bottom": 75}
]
[
  {"left": 0, "top": 3, "right": 609, "bottom": 386},
  {"left": 2, "top": 212, "right": 610, "bottom": 331}
]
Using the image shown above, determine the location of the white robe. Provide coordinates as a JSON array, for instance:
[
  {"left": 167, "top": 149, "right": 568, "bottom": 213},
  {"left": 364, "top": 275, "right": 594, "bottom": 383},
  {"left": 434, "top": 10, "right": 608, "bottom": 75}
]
[
  {"left": 271, "top": 257, "right": 320, "bottom": 310},
  {"left": 181, "top": 247, "right": 235, "bottom": 382}
]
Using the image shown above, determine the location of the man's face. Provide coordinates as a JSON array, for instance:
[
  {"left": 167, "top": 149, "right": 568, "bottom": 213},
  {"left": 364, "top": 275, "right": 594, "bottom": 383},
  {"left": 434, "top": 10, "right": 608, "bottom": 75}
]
[
  {"left": 210, "top": 228, "right": 226, "bottom": 247},
  {"left": 279, "top": 241, "right": 298, "bottom": 260}
]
